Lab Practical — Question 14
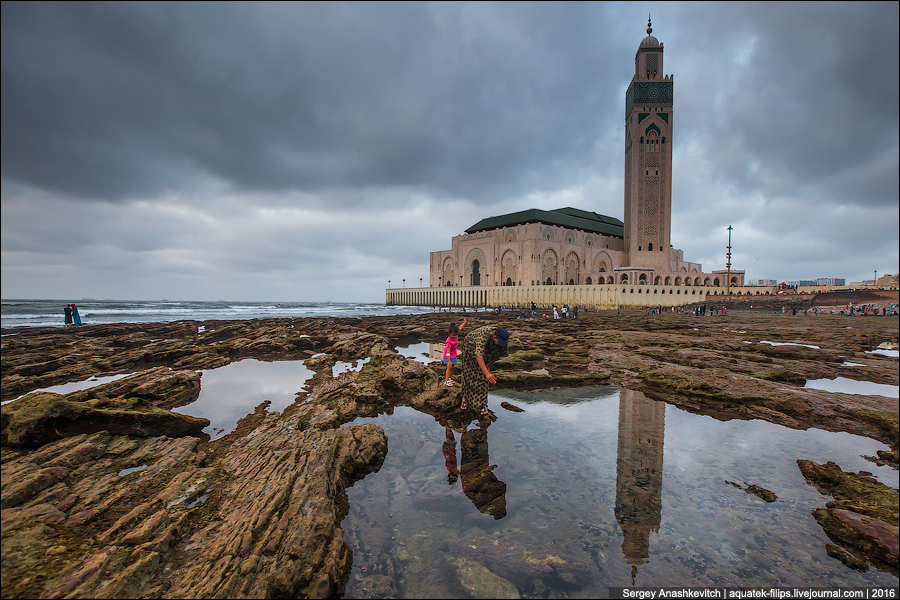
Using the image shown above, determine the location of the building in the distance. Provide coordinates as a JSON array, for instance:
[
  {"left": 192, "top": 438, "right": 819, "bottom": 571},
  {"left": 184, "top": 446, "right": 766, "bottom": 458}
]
[
  {"left": 429, "top": 18, "right": 743, "bottom": 294},
  {"left": 748, "top": 279, "right": 778, "bottom": 286},
  {"left": 815, "top": 278, "right": 845, "bottom": 287}
]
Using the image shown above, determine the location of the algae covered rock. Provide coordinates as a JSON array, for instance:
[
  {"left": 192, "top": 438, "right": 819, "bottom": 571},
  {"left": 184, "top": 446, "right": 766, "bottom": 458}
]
[
  {"left": 1, "top": 392, "right": 209, "bottom": 449},
  {"left": 798, "top": 459, "right": 899, "bottom": 574}
]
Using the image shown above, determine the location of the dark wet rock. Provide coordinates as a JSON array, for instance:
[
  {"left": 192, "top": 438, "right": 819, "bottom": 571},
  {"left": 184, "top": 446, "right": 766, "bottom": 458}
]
[
  {"left": 1, "top": 392, "right": 209, "bottom": 449},
  {"left": 724, "top": 480, "right": 778, "bottom": 502},
  {"left": 745, "top": 484, "right": 777, "bottom": 502},
  {"left": 798, "top": 459, "right": 899, "bottom": 575},
  {"left": 500, "top": 401, "right": 525, "bottom": 412},
  {"left": 825, "top": 543, "right": 869, "bottom": 572},
  {"left": 449, "top": 556, "right": 520, "bottom": 599},
  {"left": 452, "top": 528, "right": 592, "bottom": 589}
]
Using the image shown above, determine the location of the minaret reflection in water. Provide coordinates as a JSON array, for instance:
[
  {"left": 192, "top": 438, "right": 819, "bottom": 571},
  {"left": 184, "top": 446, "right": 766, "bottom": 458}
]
[{"left": 615, "top": 388, "right": 665, "bottom": 584}]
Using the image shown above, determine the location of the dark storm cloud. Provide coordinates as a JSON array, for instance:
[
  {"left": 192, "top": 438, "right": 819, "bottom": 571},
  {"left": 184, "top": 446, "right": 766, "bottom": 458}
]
[
  {"left": 1, "top": 2, "right": 630, "bottom": 205},
  {"left": 2, "top": 2, "right": 897, "bottom": 301},
  {"left": 667, "top": 1, "right": 898, "bottom": 208}
]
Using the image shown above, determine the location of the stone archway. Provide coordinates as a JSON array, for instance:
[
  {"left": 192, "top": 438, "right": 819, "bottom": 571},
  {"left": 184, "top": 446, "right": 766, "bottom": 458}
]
[
  {"left": 442, "top": 257, "right": 455, "bottom": 288},
  {"left": 465, "top": 247, "right": 487, "bottom": 287},
  {"left": 542, "top": 249, "right": 558, "bottom": 285},
  {"left": 564, "top": 252, "right": 580, "bottom": 286},
  {"left": 500, "top": 249, "right": 517, "bottom": 288}
]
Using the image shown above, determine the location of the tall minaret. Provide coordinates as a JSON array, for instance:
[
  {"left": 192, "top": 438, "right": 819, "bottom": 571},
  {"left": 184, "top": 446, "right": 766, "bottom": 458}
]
[{"left": 624, "top": 16, "right": 674, "bottom": 272}]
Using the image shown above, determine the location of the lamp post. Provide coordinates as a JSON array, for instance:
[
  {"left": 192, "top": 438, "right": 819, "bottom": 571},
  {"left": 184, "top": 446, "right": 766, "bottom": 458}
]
[
  {"left": 402, "top": 279, "right": 405, "bottom": 288},
  {"left": 460, "top": 275, "right": 463, "bottom": 287},
  {"left": 420, "top": 277, "right": 423, "bottom": 287},
  {"left": 725, "top": 225, "right": 733, "bottom": 296}
]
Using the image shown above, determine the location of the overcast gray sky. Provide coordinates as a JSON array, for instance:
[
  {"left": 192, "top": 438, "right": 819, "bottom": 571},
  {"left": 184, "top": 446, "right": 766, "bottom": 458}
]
[{"left": 2, "top": 1, "right": 898, "bottom": 302}]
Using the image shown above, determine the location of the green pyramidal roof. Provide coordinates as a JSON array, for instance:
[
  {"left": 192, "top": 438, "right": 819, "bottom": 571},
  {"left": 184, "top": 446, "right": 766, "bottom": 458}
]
[{"left": 465, "top": 207, "right": 624, "bottom": 237}]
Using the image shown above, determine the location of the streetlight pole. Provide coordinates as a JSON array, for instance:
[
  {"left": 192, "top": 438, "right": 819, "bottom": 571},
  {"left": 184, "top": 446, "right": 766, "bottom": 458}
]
[
  {"left": 725, "top": 225, "right": 733, "bottom": 296},
  {"left": 420, "top": 277, "right": 423, "bottom": 287},
  {"left": 402, "top": 279, "right": 405, "bottom": 288}
]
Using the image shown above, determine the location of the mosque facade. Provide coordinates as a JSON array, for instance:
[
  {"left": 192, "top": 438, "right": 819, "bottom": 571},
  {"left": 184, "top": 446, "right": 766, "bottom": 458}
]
[
  {"left": 430, "top": 19, "right": 742, "bottom": 291},
  {"left": 389, "top": 21, "right": 744, "bottom": 308}
]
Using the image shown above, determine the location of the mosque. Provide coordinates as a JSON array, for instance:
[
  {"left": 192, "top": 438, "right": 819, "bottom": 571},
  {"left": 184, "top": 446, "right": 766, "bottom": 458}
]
[{"left": 387, "top": 20, "right": 744, "bottom": 309}]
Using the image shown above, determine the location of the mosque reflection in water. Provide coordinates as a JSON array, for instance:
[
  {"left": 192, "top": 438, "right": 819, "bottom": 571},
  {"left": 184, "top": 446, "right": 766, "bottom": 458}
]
[
  {"left": 430, "top": 349, "right": 664, "bottom": 576},
  {"left": 429, "top": 341, "right": 665, "bottom": 574},
  {"left": 615, "top": 388, "right": 665, "bottom": 582}
]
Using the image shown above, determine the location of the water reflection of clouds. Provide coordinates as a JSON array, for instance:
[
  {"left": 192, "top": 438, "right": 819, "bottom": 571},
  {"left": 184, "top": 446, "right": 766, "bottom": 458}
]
[
  {"left": 173, "top": 358, "right": 313, "bottom": 440},
  {"left": 393, "top": 341, "right": 434, "bottom": 364},
  {"left": 804, "top": 377, "right": 899, "bottom": 398}
]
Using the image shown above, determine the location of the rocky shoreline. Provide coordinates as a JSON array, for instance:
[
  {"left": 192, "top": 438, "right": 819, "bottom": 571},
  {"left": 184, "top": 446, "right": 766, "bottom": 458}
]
[{"left": 2, "top": 299, "right": 897, "bottom": 597}]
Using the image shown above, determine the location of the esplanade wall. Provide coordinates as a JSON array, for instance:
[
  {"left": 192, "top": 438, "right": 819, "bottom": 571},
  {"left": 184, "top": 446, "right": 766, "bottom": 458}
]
[{"left": 386, "top": 284, "right": 767, "bottom": 310}]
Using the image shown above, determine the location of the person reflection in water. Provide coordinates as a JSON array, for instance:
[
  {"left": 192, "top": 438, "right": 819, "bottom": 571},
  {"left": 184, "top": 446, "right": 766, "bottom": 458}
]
[
  {"left": 442, "top": 427, "right": 459, "bottom": 485},
  {"left": 459, "top": 425, "right": 507, "bottom": 519}
]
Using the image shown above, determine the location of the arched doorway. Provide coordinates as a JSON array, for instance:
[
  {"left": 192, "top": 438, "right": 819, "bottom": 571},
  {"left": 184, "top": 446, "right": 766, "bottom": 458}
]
[
  {"left": 506, "top": 277, "right": 513, "bottom": 287},
  {"left": 471, "top": 260, "right": 481, "bottom": 286}
]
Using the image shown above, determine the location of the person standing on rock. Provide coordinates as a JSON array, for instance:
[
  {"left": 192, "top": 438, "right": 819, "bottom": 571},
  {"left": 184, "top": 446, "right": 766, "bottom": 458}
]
[
  {"left": 459, "top": 326, "right": 509, "bottom": 419},
  {"left": 442, "top": 317, "right": 466, "bottom": 386},
  {"left": 71, "top": 303, "right": 83, "bottom": 326},
  {"left": 64, "top": 304, "right": 73, "bottom": 328}
]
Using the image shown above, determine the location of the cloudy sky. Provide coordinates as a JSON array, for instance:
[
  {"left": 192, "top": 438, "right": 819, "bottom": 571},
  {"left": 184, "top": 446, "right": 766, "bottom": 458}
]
[{"left": 2, "top": 2, "right": 897, "bottom": 302}]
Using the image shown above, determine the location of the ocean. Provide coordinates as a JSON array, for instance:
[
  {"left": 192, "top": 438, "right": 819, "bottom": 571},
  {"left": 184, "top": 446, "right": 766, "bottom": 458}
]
[{"left": 1, "top": 299, "right": 432, "bottom": 329}]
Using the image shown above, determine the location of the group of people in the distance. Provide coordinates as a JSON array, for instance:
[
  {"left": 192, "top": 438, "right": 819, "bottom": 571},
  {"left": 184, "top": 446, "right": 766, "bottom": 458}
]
[{"left": 63, "top": 303, "right": 83, "bottom": 327}]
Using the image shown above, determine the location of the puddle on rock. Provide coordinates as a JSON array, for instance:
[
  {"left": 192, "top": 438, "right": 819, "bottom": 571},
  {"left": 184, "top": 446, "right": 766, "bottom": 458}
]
[
  {"left": 866, "top": 349, "right": 899, "bottom": 358},
  {"left": 394, "top": 341, "right": 434, "bottom": 364},
  {"left": 173, "top": 358, "right": 313, "bottom": 440},
  {"left": 804, "top": 377, "right": 899, "bottom": 397},
  {"left": 3, "top": 372, "right": 135, "bottom": 406},
  {"left": 334, "top": 357, "right": 371, "bottom": 374},
  {"left": 341, "top": 387, "right": 897, "bottom": 597},
  {"left": 117, "top": 464, "right": 147, "bottom": 477},
  {"left": 759, "top": 341, "right": 820, "bottom": 349}
]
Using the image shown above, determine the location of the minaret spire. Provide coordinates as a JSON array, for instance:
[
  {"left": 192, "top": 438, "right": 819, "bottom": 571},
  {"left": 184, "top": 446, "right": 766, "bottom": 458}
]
[{"left": 647, "top": 14, "right": 652, "bottom": 35}]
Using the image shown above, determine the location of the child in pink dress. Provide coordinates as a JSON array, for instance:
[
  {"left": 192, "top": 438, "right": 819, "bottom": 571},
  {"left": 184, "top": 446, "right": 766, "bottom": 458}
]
[{"left": 442, "top": 317, "right": 466, "bottom": 386}]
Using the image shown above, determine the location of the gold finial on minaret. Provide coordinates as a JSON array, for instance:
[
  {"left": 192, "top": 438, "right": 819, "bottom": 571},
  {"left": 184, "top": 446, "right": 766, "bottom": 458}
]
[{"left": 647, "top": 14, "right": 652, "bottom": 35}]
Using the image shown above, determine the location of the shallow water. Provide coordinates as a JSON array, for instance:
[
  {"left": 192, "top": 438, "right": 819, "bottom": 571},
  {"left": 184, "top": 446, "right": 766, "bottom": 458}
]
[
  {"left": 2, "top": 373, "right": 133, "bottom": 406},
  {"left": 804, "top": 377, "right": 899, "bottom": 398},
  {"left": 341, "top": 387, "right": 897, "bottom": 597},
  {"left": 866, "top": 349, "right": 899, "bottom": 358},
  {"left": 395, "top": 341, "right": 434, "bottom": 364},
  {"left": 758, "top": 340, "right": 820, "bottom": 349},
  {"left": 172, "top": 358, "right": 313, "bottom": 439}
]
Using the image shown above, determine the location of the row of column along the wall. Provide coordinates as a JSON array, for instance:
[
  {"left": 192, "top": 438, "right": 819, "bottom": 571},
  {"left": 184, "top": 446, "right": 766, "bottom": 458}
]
[{"left": 385, "top": 285, "right": 744, "bottom": 309}]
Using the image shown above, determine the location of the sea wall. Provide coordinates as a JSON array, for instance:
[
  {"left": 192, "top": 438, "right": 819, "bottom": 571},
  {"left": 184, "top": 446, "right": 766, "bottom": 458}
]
[{"left": 386, "top": 284, "right": 767, "bottom": 309}]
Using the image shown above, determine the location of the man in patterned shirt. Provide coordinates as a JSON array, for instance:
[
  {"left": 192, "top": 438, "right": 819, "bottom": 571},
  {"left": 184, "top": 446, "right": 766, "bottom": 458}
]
[{"left": 459, "top": 326, "right": 509, "bottom": 418}]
